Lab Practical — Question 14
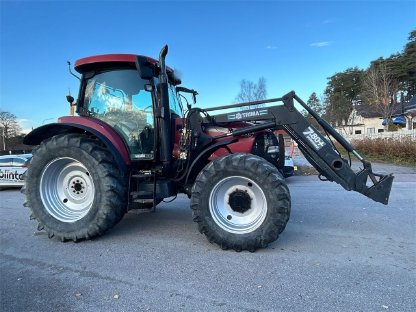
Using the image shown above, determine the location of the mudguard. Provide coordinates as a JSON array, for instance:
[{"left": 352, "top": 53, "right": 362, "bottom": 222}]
[
  {"left": 185, "top": 138, "right": 238, "bottom": 185},
  {"left": 23, "top": 116, "right": 131, "bottom": 172}
]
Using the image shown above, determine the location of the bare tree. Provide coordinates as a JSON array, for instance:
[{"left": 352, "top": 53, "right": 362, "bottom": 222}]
[
  {"left": 0, "top": 111, "right": 22, "bottom": 151},
  {"left": 235, "top": 77, "right": 267, "bottom": 109},
  {"left": 362, "top": 62, "right": 399, "bottom": 127}
]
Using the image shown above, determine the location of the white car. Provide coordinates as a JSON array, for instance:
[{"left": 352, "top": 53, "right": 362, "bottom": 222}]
[
  {"left": 0, "top": 154, "right": 32, "bottom": 189},
  {"left": 266, "top": 146, "right": 295, "bottom": 178},
  {"left": 283, "top": 154, "right": 295, "bottom": 177}
]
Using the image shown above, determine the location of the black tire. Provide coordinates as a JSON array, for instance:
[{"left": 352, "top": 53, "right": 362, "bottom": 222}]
[
  {"left": 191, "top": 153, "right": 291, "bottom": 252},
  {"left": 22, "top": 133, "right": 128, "bottom": 242}
]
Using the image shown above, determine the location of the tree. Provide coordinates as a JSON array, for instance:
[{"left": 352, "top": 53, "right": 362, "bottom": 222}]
[
  {"left": 323, "top": 67, "right": 364, "bottom": 126},
  {"left": 365, "top": 30, "right": 415, "bottom": 101},
  {"left": 0, "top": 111, "right": 22, "bottom": 151},
  {"left": 400, "top": 29, "right": 416, "bottom": 98},
  {"left": 362, "top": 60, "right": 399, "bottom": 126},
  {"left": 320, "top": 29, "right": 415, "bottom": 132},
  {"left": 302, "top": 92, "right": 325, "bottom": 130},
  {"left": 235, "top": 77, "right": 267, "bottom": 109},
  {"left": 307, "top": 92, "right": 325, "bottom": 115}
]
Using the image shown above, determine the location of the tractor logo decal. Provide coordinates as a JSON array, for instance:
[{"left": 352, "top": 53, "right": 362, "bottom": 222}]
[
  {"left": 228, "top": 109, "right": 268, "bottom": 120},
  {"left": 303, "top": 126, "right": 326, "bottom": 150}
]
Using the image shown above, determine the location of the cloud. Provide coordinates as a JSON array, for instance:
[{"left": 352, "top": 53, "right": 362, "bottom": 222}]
[
  {"left": 17, "top": 118, "right": 36, "bottom": 134},
  {"left": 21, "top": 128, "right": 33, "bottom": 134},
  {"left": 309, "top": 41, "right": 330, "bottom": 48},
  {"left": 322, "top": 19, "right": 332, "bottom": 24},
  {"left": 265, "top": 45, "right": 277, "bottom": 50}
]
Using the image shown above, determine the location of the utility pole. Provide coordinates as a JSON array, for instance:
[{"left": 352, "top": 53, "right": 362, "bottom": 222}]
[{"left": 2, "top": 126, "right": 6, "bottom": 151}]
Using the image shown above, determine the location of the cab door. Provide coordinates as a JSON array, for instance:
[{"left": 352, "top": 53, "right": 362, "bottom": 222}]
[{"left": 82, "top": 68, "right": 156, "bottom": 160}]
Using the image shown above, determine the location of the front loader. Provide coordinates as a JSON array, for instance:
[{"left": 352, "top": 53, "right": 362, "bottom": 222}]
[{"left": 22, "top": 45, "right": 393, "bottom": 251}]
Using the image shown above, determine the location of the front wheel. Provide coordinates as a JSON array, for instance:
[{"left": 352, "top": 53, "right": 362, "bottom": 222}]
[
  {"left": 191, "top": 153, "right": 291, "bottom": 252},
  {"left": 23, "top": 134, "right": 127, "bottom": 242}
]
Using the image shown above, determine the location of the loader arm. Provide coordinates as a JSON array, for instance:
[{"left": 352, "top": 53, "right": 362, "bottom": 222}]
[{"left": 202, "top": 91, "right": 393, "bottom": 205}]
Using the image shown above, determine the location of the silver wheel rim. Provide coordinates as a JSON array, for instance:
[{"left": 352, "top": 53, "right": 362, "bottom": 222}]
[
  {"left": 209, "top": 176, "right": 267, "bottom": 234},
  {"left": 40, "top": 157, "right": 95, "bottom": 223}
]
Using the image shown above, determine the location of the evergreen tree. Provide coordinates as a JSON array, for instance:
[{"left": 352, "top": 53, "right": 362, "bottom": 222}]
[
  {"left": 401, "top": 30, "right": 416, "bottom": 97},
  {"left": 304, "top": 92, "right": 324, "bottom": 130},
  {"left": 323, "top": 67, "right": 364, "bottom": 125}
]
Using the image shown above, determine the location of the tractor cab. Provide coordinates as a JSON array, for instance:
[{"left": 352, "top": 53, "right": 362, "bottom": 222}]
[{"left": 74, "top": 54, "right": 183, "bottom": 161}]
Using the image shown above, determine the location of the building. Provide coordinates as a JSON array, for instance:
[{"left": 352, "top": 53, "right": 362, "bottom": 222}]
[{"left": 335, "top": 97, "right": 416, "bottom": 137}]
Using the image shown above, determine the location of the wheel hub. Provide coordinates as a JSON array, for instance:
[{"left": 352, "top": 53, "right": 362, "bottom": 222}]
[
  {"left": 228, "top": 189, "right": 252, "bottom": 213},
  {"left": 68, "top": 177, "right": 87, "bottom": 199}
]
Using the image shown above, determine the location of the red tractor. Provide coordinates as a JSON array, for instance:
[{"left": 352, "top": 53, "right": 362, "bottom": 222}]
[{"left": 23, "top": 46, "right": 393, "bottom": 251}]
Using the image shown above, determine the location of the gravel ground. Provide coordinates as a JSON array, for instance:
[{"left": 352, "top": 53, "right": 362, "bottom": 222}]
[{"left": 0, "top": 161, "right": 415, "bottom": 311}]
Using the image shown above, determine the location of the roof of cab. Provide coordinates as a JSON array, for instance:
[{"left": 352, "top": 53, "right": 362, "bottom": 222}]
[{"left": 74, "top": 54, "right": 158, "bottom": 73}]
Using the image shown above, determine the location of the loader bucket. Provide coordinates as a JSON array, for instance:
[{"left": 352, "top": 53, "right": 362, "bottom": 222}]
[{"left": 362, "top": 174, "right": 394, "bottom": 205}]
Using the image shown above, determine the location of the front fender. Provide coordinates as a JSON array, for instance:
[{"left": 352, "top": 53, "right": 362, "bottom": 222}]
[
  {"left": 185, "top": 138, "right": 238, "bottom": 185},
  {"left": 24, "top": 116, "right": 131, "bottom": 171}
]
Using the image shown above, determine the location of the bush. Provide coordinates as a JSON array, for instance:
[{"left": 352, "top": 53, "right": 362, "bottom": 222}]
[{"left": 350, "top": 137, "right": 416, "bottom": 166}]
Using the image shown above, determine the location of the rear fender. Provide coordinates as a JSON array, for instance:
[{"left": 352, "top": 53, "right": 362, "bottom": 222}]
[{"left": 23, "top": 116, "right": 131, "bottom": 172}]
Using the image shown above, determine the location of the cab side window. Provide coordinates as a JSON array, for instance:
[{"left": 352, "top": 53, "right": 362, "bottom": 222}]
[{"left": 168, "top": 85, "right": 182, "bottom": 117}]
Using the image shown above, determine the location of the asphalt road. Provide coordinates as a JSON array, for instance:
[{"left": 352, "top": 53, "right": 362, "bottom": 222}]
[{"left": 0, "top": 172, "right": 415, "bottom": 311}]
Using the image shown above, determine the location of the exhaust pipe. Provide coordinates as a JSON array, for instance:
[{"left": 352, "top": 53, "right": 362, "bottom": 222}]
[
  {"left": 157, "top": 45, "right": 172, "bottom": 170},
  {"left": 159, "top": 45, "right": 168, "bottom": 83}
]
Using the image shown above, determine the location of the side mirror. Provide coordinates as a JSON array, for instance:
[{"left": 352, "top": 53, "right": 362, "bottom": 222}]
[
  {"left": 144, "top": 84, "right": 153, "bottom": 92},
  {"left": 136, "top": 56, "right": 155, "bottom": 80},
  {"left": 169, "top": 70, "right": 182, "bottom": 85}
]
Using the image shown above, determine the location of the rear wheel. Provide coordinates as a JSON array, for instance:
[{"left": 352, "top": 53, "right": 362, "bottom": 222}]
[
  {"left": 191, "top": 153, "right": 291, "bottom": 252},
  {"left": 23, "top": 134, "right": 127, "bottom": 241}
]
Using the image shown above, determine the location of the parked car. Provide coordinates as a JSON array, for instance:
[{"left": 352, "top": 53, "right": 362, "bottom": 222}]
[
  {"left": 0, "top": 154, "right": 32, "bottom": 189},
  {"left": 283, "top": 154, "right": 295, "bottom": 177},
  {"left": 266, "top": 146, "right": 295, "bottom": 178}
]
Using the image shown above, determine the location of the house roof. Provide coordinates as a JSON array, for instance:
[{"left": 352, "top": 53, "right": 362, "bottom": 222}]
[
  {"left": 355, "top": 97, "right": 416, "bottom": 118},
  {"left": 355, "top": 102, "right": 380, "bottom": 118}
]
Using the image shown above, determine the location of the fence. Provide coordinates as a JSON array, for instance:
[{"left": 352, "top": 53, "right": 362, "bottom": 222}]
[
  {"left": 283, "top": 129, "right": 416, "bottom": 158},
  {"left": 341, "top": 130, "right": 416, "bottom": 142}
]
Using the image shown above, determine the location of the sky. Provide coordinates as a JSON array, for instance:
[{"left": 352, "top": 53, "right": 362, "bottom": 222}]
[{"left": 0, "top": 0, "right": 415, "bottom": 133}]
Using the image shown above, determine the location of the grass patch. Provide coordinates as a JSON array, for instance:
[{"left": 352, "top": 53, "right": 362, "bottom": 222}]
[{"left": 294, "top": 165, "right": 319, "bottom": 176}]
